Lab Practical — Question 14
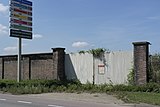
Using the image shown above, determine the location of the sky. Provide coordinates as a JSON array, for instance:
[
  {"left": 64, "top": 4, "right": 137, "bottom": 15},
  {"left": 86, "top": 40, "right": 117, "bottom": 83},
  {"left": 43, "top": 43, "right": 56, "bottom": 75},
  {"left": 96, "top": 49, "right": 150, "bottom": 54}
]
[{"left": 0, "top": 0, "right": 160, "bottom": 55}]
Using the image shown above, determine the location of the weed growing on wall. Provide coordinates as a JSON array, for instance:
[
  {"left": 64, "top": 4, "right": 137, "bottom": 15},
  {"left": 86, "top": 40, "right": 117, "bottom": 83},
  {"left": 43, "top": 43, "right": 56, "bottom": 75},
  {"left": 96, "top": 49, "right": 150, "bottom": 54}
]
[
  {"left": 87, "top": 48, "right": 107, "bottom": 57},
  {"left": 78, "top": 48, "right": 109, "bottom": 58},
  {"left": 127, "top": 68, "right": 135, "bottom": 85}
]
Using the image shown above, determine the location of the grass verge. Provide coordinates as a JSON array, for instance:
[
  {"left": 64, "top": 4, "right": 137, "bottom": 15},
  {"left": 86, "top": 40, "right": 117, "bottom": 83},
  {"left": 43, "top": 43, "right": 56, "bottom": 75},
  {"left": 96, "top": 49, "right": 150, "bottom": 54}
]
[{"left": 115, "top": 92, "right": 160, "bottom": 106}]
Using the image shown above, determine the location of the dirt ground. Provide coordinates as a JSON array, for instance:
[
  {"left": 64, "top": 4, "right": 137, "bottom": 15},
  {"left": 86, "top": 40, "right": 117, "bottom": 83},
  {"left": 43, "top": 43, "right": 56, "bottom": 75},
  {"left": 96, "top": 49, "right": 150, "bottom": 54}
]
[{"left": 29, "top": 93, "right": 123, "bottom": 104}]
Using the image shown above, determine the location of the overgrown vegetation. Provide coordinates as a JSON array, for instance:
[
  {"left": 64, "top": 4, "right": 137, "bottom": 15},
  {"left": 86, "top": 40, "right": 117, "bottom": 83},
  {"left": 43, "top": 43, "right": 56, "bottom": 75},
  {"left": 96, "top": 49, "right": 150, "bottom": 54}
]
[
  {"left": 127, "top": 68, "right": 135, "bottom": 85},
  {"left": 149, "top": 53, "right": 160, "bottom": 83},
  {"left": 127, "top": 53, "right": 160, "bottom": 85},
  {"left": 1, "top": 79, "right": 160, "bottom": 94},
  {"left": 78, "top": 48, "right": 109, "bottom": 57},
  {"left": 0, "top": 79, "right": 81, "bottom": 94}
]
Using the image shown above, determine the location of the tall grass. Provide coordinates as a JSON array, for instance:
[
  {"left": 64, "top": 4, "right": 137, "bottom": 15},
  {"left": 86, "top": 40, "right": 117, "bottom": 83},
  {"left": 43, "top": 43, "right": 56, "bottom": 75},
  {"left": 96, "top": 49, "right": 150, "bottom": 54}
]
[{"left": 0, "top": 79, "right": 160, "bottom": 94}]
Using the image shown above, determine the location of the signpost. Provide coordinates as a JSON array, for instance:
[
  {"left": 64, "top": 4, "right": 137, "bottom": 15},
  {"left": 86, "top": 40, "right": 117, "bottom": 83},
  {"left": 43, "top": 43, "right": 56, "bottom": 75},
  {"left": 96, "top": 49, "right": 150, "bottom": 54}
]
[
  {"left": 10, "top": 0, "right": 33, "bottom": 82},
  {"left": 10, "top": 0, "right": 32, "bottom": 39}
]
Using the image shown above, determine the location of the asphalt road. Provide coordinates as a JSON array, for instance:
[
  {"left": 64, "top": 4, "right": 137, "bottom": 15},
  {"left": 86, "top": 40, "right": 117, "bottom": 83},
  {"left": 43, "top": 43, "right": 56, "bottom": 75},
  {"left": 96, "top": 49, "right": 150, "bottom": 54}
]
[
  {"left": 0, "top": 93, "right": 159, "bottom": 107},
  {"left": 0, "top": 93, "right": 123, "bottom": 107}
]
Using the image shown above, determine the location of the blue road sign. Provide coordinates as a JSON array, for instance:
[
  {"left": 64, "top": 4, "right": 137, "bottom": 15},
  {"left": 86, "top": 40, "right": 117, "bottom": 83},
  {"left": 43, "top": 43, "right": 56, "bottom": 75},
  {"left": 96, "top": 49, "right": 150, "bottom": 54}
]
[
  {"left": 11, "top": 2, "right": 32, "bottom": 11},
  {"left": 10, "top": 0, "right": 32, "bottom": 39},
  {"left": 10, "top": 29, "right": 32, "bottom": 39},
  {"left": 12, "top": 0, "right": 32, "bottom": 6}
]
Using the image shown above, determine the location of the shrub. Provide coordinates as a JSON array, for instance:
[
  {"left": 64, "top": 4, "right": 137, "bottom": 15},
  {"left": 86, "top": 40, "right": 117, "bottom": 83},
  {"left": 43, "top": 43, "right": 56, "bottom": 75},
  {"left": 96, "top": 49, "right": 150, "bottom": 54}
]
[{"left": 1, "top": 79, "right": 160, "bottom": 94}]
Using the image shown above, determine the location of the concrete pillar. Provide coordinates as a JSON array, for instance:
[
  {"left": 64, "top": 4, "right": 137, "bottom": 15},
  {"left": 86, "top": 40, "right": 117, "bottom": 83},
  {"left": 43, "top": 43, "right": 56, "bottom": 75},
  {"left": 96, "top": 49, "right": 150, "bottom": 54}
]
[
  {"left": 52, "top": 48, "right": 65, "bottom": 81},
  {"left": 133, "top": 41, "right": 150, "bottom": 85}
]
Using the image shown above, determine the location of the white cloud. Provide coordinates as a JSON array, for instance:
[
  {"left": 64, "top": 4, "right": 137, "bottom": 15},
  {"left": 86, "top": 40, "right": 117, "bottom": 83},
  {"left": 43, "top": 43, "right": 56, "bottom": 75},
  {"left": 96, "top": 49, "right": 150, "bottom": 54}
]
[
  {"left": 72, "top": 41, "right": 89, "bottom": 48},
  {"left": 0, "top": 3, "right": 9, "bottom": 14},
  {"left": 147, "top": 16, "right": 160, "bottom": 20},
  {"left": 3, "top": 43, "right": 27, "bottom": 54},
  {"left": 33, "top": 34, "right": 43, "bottom": 39},
  {"left": 0, "top": 24, "right": 8, "bottom": 35},
  {"left": 4, "top": 46, "right": 17, "bottom": 53}
]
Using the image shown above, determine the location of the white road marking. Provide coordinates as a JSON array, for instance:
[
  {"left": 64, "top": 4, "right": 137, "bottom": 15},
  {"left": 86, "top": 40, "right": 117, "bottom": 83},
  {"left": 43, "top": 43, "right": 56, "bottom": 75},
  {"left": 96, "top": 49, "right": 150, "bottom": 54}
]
[
  {"left": 0, "top": 98, "right": 64, "bottom": 107},
  {"left": 0, "top": 99, "right": 6, "bottom": 101},
  {"left": 48, "top": 104, "right": 64, "bottom": 107},
  {"left": 17, "top": 100, "right": 32, "bottom": 104}
]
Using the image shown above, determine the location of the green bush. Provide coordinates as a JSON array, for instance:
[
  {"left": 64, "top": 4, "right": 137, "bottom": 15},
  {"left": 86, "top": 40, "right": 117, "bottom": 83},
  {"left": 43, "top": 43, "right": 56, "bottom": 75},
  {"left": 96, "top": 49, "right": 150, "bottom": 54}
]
[
  {"left": 1, "top": 79, "right": 160, "bottom": 94},
  {"left": 0, "top": 80, "right": 16, "bottom": 88}
]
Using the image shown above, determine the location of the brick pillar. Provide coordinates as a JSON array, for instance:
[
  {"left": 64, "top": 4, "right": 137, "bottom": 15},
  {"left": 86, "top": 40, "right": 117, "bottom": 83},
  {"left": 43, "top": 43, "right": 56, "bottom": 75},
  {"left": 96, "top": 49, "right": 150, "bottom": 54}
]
[
  {"left": 133, "top": 41, "right": 150, "bottom": 85},
  {"left": 0, "top": 58, "right": 3, "bottom": 79},
  {"left": 52, "top": 48, "right": 65, "bottom": 81},
  {"left": 1, "top": 58, "right": 4, "bottom": 79}
]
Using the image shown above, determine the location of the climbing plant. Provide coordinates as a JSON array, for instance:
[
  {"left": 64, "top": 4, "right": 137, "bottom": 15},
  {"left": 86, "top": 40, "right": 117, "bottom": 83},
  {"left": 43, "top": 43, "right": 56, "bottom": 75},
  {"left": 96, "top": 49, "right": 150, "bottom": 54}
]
[
  {"left": 78, "top": 48, "right": 109, "bottom": 58},
  {"left": 87, "top": 48, "right": 106, "bottom": 57},
  {"left": 127, "top": 67, "right": 135, "bottom": 85}
]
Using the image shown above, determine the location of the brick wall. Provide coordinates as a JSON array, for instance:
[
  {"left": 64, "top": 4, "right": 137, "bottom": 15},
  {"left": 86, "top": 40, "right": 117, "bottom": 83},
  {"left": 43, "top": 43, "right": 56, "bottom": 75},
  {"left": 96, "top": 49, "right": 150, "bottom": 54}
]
[
  {"left": 0, "top": 48, "right": 65, "bottom": 81},
  {"left": 30, "top": 54, "right": 53, "bottom": 79},
  {"left": 4, "top": 56, "right": 17, "bottom": 80}
]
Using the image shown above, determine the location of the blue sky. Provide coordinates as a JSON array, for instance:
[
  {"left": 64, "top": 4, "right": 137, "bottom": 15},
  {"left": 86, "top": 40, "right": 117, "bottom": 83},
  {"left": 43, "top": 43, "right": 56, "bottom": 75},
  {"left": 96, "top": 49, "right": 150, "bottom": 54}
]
[{"left": 0, "top": 0, "right": 160, "bottom": 55}]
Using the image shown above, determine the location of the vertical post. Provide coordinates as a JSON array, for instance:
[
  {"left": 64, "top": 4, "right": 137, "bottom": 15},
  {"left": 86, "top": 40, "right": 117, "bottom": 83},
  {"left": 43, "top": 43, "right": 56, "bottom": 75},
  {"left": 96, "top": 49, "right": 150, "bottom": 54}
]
[
  {"left": 0, "top": 58, "right": 4, "bottom": 79},
  {"left": 2, "top": 58, "right": 4, "bottom": 79},
  {"left": 17, "top": 37, "right": 22, "bottom": 82},
  {"left": 29, "top": 57, "right": 31, "bottom": 80},
  {"left": 93, "top": 56, "right": 95, "bottom": 85}
]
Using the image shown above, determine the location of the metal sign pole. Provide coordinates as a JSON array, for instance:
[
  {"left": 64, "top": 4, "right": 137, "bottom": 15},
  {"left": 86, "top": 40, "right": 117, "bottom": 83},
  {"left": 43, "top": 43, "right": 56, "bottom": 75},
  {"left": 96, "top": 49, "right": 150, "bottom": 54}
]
[{"left": 17, "top": 37, "right": 22, "bottom": 82}]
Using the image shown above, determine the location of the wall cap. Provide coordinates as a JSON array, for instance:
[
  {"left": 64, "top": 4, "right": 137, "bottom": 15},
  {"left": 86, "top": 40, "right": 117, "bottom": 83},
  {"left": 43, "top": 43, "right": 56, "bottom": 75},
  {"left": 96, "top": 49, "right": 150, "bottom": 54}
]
[
  {"left": 52, "top": 48, "right": 65, "bottom": 52},
  {"left": 132, "top": 41, "right": 151, "bottom": 46}
]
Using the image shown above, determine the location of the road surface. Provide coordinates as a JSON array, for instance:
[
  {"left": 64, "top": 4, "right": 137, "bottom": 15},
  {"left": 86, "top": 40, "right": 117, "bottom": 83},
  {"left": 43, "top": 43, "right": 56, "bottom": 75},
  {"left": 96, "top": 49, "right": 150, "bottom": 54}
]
[{"left": 0, "top": 93, "right": 159, "bottom": 107}]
